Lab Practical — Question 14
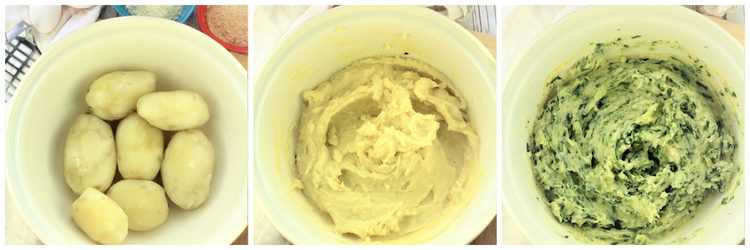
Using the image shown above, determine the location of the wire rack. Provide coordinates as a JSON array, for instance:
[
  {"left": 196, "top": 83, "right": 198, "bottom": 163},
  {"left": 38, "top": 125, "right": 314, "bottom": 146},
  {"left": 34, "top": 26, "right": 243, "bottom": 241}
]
[{"left": 5, "top": 36, "right": 39, "bottom": 102}]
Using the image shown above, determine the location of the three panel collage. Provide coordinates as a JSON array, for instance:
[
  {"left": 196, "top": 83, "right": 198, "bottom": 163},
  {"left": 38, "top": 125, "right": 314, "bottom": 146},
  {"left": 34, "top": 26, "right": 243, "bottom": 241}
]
[{"left": 3, "top": 2, "right": 746, "bottom": 246}]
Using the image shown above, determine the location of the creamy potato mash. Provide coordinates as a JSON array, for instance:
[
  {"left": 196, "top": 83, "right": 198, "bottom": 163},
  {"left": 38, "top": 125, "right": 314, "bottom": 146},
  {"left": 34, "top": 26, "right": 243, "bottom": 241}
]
[{"left": 295, "top": 57, "right": 479, "bottom": 240}]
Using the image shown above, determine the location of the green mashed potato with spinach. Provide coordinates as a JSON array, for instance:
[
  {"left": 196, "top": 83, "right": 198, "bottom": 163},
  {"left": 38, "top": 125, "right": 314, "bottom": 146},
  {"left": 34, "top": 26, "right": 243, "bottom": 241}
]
[{"left": 528, "top": 39, "right": 738, "bottom": 244}]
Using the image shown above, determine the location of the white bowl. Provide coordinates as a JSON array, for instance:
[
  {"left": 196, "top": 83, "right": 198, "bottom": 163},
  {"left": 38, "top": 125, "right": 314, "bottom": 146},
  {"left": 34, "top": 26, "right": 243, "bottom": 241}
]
[
  {"left": 6, "top": 16, "right": 248, "bottom": 244},
  {"left": 254, "top": 6, "right": 496, "bottom": 244},
  {"left": 502, "top": 6, "right": 744, "bottom": 244}
]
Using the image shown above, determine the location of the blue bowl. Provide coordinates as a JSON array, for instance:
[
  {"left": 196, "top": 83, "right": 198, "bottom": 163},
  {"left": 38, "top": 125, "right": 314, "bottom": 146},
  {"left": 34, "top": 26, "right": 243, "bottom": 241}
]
[{"left": 113, "top": 5, "right": 195, "bottom": 23}]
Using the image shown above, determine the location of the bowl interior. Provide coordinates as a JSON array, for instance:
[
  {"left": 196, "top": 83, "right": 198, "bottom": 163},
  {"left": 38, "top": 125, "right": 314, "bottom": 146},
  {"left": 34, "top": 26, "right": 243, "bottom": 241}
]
[
  {"left": 7, "top": 16, "right": 247, "bottom": 244},
  {"left": 254, "top": 6, "right": 496, "bottom": 244},
  {"left": 503, "top": 6, "right": 744, "bottom": 244}
]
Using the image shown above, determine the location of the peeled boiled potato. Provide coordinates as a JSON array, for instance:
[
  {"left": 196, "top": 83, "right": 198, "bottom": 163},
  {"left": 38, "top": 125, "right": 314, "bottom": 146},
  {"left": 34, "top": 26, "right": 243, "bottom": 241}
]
[
  {"left": 162, "top": 129, "right": 215, "bottom": 209},
  {"left": 64, "top": 114, "right": 116, "bottom": 194},
  {"left": 85, "top": 70, "right": 156, "bottom": 120},
  {"left": 116, "top": 113, "right": 163, "bottom": 180},
  {"left": 108, "top": 180, "right": 169, "bottom": 231},
  {"left": 72, "top": 188, "right": 128, "bottom": 245},
  {"left": 136, "top": 90, "right": 209, "bottom": 131}
]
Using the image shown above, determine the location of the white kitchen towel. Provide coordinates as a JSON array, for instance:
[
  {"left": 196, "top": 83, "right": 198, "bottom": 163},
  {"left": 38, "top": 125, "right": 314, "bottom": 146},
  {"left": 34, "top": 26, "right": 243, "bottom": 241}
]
[
  {"left": 5, "top": 5, "right": 102, "bottom": 53},
  {"left": 41, "top": 6, "right": 102, "bottom": 52}
]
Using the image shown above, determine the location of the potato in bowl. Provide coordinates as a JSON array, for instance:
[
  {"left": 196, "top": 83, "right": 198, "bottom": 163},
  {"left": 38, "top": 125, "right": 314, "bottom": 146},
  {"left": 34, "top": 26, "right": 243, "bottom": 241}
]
[{"left": 6, "top": 16, "right": 247, "bottom": 244}]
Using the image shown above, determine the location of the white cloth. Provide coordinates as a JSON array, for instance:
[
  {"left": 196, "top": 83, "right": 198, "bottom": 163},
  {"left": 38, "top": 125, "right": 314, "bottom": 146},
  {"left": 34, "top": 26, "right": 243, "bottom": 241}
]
[
  {"left": 697, "top": 5, "right": 732, "bottom": 17},
  {"left": 40, "top": 6, "right": 102, "bottom": 52},
  {"left": 5, "top": 5, "right": 102, "bottom": 52}
]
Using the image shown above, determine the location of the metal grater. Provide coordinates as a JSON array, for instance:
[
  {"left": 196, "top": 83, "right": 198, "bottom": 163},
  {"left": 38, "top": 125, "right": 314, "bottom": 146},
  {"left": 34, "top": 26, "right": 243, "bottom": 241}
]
[{"left": 5, "top": 24, "right": 40, "bottom": 102}]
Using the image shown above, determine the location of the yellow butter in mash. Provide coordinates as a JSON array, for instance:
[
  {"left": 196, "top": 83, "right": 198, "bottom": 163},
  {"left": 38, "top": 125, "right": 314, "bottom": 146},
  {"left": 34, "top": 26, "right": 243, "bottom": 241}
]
[{"left": 295, "top": 57, "right": 478, "bottom": 240}]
